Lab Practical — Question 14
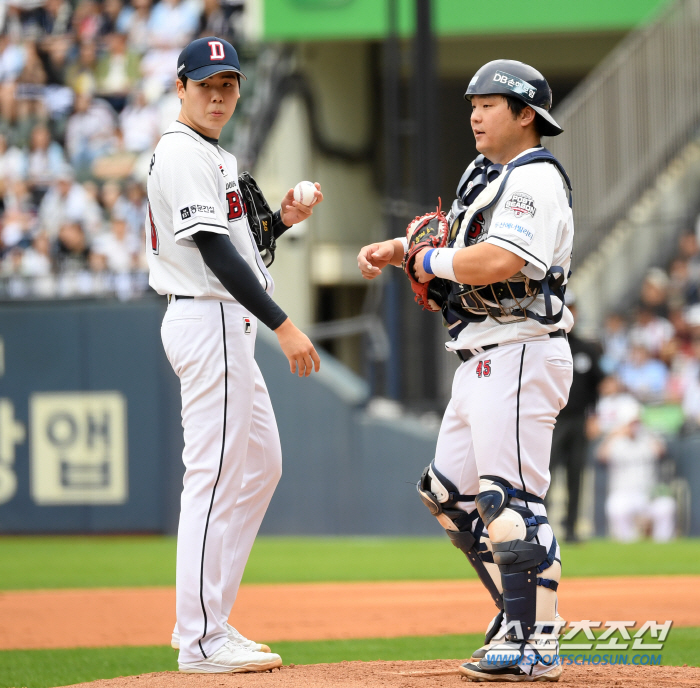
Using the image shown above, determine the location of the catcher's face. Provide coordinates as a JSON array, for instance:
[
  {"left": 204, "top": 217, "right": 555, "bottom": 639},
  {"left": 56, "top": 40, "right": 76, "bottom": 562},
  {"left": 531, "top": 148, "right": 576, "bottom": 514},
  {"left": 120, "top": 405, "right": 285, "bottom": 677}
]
[
  {"left": 176, "top": 72, "right": 240, "bottom": 139},
  {"left": 470, "top": 94, "right": 537, "bottom": 164}
]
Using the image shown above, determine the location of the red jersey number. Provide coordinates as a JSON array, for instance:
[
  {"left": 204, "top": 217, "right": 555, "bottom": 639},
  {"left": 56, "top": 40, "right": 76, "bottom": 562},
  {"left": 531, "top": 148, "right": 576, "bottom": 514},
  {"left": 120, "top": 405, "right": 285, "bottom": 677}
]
[
  {"left": 226, "top": 190, "right": 243, "bottom": 220},
  {"left": 476, "top": 360, "right": 491, "bottom": 378}
]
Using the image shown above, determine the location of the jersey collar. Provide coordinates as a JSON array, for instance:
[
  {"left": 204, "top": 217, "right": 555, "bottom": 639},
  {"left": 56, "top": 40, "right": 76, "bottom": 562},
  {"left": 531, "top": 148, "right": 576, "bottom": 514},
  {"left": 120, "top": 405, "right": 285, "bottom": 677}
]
[
  {"left": 174, "top": 120, "right": 219, "bottom": 147},
  {"left": 507, "top": 145, "right": 544, "bottom": 166}
]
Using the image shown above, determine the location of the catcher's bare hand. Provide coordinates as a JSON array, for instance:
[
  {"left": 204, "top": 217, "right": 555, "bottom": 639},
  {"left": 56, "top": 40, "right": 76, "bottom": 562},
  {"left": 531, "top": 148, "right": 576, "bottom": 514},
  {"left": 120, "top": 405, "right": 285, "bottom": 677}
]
[
  {"left": 357, "top": 241, "right": 396, "bottom": 279},
  {"left": 274, "top": 318, "right": 321, "bottom": 377},
  {"left": 280, "top": 183, "right": 323, "bottom": 226},
  {"left": 412, "top": 248, "right": 436, "bottom": 284}
]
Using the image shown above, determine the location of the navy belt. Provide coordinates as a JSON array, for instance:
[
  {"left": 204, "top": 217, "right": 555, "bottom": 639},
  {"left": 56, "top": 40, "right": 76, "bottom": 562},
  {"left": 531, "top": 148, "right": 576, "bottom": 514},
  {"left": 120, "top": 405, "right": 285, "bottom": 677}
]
[
  {"left": 167, "top": 294, "right": 194, "bottom": 303},
  {"left": 456, "top": 329, "right": 567, "bottom": 363}
]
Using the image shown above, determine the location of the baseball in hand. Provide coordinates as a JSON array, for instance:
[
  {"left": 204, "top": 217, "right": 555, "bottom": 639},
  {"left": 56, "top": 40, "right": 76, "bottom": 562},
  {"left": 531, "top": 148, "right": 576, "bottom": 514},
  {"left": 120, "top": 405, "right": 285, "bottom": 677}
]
[{"left": 293, "top": 181, "right": 316, "bottom": 207}]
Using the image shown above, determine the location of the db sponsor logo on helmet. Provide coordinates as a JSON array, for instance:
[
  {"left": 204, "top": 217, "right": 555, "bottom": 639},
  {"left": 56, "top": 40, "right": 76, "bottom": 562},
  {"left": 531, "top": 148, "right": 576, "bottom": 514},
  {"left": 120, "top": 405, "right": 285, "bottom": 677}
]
[
  {"left": 493, "top": 70, "right": 537, "bottom": 100},
  {"left": 505, "top": 192, "right": 536, "bottom": 219}
]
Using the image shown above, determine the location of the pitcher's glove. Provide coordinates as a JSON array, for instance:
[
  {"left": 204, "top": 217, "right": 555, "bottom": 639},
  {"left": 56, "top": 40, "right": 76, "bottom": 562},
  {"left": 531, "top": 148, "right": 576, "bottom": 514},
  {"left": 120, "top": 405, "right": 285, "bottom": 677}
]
[
  {"left": 402, "top": 200, "right": 450, "bottom": 311},
  {"left": 238, "top": 171, "right": 276, "bottom": 267}
]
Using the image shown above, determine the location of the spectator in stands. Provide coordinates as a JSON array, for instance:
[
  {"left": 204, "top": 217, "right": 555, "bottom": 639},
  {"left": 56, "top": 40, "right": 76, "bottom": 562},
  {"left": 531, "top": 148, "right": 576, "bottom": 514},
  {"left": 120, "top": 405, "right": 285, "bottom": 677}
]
[
  {"left": 640, "top": 266, "right": 670, "bottom": 317},
  {"left": 72, "top": 0, "right": 105, "bottom": 44},
  {"left": 123, "top": 177, "right": 146, "bottom": 237},
  {"left": 617, "top": 340, "right": 669, "bottom": 404},
  {"left": 37, "top": 0, "right": 74, "bottom": 88},
  {"left": 14, "top": 41, "right": 48, "bottom": 139},
  {"left": 0, "top": 132, "right": 27, "bottom": 182},
  {"left": 38, "top": 166, "right": 102, "bottom": 238},
  {"left": 1, "top": 203, "right": 34, "bottom": 252},
  {"left": 92, "top": 216, "right": 138, "bottom": 273},
  {"left": 0, "top": 32, "right": 26, "bottom": 123},
  {"left": 681, "top": 334, "right": 700, "bottom": 429},
  {"left": 54, "top": 220, "right": 90, "bottom": 273},
  {"left": 678, "top": 232, "right": 700, "bottom": 286},
  {"left": 665, "top": 332, "right": 697, "bottom": 403},
  {"left": 148, "top": 0, "right": 199, "bottom": 48},
  {"left": 64, "top": 92, "right": 117, "bottom": 174},
  {"left": 20, "top": 231, "right": 52, "bottom": 276},
  {"left": 99, "top": 180, "right": 128, "bottom": 221},
  {"left": 100, "top": 0, "right": 125, "bottom": 35},
  {"left": 594, "top": 375, "right": 640, "bottom": 437},
  {"left": 668, "top": 258, "right": 699, "bottom": 309},
  {"left": 197, "top": 0, "right": 240, "bottom": 43},
  {"left": 120, "top": 0, "right": 152, "bottom": 55},
  {"left": 119, "top": 87, "right": 160, "bottom": 153},
  {"left": 41, "top": 0, "right": 73, "bottom": 36},
  {"left": 597, "top": 396, "right": 675, "bottom": 542},
  {"left": 64, "top": 40, "right": 98, "bottom": 98},
  {"left": 600, "top": 312, "right": 629, "bottom": 375},
  {"left": 95, "top": 32, "right": 140, "bottom": 112},
  {"left": 142, "top": 0, "right": 198, "bottom": 95},
  {"left": 628, "top": 305, "right": 674, "bottom": 358},
  {"left": 26, "top": 123, "right": 66, "bottom": 198},
  {"left": 4, "top": 178, "right": 36, "bottom": 214}
]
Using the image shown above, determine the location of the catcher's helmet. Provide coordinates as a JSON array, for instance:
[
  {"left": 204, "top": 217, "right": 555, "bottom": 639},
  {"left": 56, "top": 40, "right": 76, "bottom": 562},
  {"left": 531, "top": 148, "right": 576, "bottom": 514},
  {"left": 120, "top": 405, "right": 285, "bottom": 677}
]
[{"left": 465, "top": 59, "right": 562, "bottom": 137}]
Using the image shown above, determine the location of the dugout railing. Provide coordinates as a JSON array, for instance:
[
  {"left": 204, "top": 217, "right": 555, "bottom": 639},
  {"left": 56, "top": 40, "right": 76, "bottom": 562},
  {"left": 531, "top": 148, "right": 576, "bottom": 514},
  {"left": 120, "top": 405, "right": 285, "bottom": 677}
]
[{"left": 545, "top": 0, "right": 700, "bottom": 266}]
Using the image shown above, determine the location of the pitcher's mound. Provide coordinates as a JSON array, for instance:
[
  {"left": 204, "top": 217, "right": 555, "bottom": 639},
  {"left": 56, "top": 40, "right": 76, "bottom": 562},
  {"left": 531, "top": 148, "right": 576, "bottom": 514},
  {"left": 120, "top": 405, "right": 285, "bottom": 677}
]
[{"left": 61, "top": 659, "right": 700, "bottom": 688}]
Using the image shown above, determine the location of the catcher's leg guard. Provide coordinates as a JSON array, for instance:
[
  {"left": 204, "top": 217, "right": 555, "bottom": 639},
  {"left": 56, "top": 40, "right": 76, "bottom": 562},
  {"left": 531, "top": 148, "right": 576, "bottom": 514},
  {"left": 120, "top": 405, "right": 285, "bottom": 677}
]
[
  {"left": 417, "top": 462, "right": 503, "bottom": 611},
  {"left": 475, "top": 476, "right": 560, "bottom": 644}
]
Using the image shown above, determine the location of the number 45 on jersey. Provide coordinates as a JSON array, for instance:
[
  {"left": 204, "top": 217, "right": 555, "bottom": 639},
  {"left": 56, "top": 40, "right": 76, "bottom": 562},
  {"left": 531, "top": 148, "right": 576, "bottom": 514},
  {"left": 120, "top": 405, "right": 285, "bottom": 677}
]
[{"left": 475, "top": 360, "right": 491, "bottom": 378}]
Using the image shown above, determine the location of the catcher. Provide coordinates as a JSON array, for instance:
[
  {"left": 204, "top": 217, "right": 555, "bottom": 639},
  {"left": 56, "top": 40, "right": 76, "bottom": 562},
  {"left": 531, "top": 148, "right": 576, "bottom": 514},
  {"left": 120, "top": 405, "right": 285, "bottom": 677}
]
[{"left": 357, "top": 59, "right": 574, "bottom": 682}]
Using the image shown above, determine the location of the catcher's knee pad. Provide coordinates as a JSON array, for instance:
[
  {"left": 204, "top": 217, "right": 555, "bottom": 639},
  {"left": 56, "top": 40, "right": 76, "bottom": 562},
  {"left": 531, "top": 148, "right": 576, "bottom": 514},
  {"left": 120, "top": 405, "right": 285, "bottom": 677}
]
[
  {"left": 475, "top": 476, "right": 559, "bottom": 642},
  {"left": 418, "top": 462, "right": 503, "bottom": 610}
]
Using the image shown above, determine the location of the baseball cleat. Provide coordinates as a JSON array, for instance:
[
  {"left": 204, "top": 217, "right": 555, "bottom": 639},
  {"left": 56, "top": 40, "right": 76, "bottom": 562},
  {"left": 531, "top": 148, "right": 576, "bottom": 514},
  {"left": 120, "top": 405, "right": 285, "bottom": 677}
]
[
  {"left": 178, "top": 640, "right": 282, "bottom": 673},
  {"left": 171, "top": 623, "right": 271, "bottom": 653},
  {"left": 459, "top": 661, "right": 562, "bottom": 682},
  {"left": 468, "top": 645, "right": 490, "bottom": 663}
]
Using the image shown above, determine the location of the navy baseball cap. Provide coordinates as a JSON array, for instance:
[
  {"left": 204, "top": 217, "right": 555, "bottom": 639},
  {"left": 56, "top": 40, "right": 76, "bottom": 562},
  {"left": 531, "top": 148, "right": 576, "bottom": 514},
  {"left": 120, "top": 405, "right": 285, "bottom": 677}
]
[{"left": 177, "top": 37, "right": 247, "bottom": 82}]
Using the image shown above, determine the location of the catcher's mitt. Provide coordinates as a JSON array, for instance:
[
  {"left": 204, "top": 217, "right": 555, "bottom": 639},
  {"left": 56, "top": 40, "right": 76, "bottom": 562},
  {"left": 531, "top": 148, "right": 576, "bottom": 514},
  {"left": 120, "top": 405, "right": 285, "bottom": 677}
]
[
  {"left": 402, "top": 200, "right": 450, "bottom": 311},
  {"left": 238, "top": 171, "right": 276, "bottom": 267}
]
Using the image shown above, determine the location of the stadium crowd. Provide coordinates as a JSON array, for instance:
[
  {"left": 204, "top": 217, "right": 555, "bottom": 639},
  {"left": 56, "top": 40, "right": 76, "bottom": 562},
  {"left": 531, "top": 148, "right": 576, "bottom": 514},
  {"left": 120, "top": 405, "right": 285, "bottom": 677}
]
[
  {"left": 0, "top": 0, "right": 244, "bottom": 299},
  {"left": 582, "top": 228, "right": 700, "bottom": 542}
]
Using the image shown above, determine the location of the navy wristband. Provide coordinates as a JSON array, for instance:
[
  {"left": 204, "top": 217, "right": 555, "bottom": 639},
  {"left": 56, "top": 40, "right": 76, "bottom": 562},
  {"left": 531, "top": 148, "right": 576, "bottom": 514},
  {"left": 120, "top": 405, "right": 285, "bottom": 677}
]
[{"left": 423, "top": 249, "right": 435, "bottom": 275}]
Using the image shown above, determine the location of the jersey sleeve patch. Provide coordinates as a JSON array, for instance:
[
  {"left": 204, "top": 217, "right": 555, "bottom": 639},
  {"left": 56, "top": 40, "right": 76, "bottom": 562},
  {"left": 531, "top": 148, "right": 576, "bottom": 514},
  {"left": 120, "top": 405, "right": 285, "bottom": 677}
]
[
  {"left": 504, "top": 191, "right": 536, "bottom": 219},
  {"left": 180, "top": 204, "right": 217, "bottom": 221}
]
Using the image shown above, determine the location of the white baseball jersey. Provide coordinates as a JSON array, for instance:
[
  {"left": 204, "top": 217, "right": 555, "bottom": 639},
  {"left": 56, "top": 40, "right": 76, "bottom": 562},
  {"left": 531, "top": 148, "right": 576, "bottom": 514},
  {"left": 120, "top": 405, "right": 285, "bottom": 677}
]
[
  {"left": 447, "top": 147, "right": 574, "bottom": 352},
  {"left": 145, "top": 120, "right": 273, "bottom": 298}
]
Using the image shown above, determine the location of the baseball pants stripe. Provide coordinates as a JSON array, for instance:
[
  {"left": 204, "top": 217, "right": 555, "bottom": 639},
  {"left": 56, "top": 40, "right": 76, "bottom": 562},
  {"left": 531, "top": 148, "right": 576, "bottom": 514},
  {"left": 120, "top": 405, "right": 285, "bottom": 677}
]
[{"left": 161, "top": 298, "right": 282, "bottom": 663}]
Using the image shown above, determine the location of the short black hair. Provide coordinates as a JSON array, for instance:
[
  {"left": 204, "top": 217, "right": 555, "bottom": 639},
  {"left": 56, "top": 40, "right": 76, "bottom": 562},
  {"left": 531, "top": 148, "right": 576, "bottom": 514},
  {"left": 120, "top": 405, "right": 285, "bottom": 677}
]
[
  {"left": 504, "top": 95, "right": 543, "bottom": 137},
  {"left": 178, "top": 73, "right": 240, "bottom": 90}
]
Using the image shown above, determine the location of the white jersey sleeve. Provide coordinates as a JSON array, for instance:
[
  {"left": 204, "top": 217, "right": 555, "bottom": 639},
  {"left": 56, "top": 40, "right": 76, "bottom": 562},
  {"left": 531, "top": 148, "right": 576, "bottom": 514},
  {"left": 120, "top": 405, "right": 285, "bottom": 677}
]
[
  {"left": 486, "top": 162, "right": 569, "bottom": 281},
  {"left": 157, "top": 138, "right": 230, "bottom": 244}
]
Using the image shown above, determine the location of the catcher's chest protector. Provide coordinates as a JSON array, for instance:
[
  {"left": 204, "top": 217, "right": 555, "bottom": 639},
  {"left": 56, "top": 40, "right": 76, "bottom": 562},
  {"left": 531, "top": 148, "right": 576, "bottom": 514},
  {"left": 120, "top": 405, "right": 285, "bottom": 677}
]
[
  {"left": 451, "top": 149, "right": 572, "bottom": 250},
  {"left": 444, "top": 148, "right": 572, "bottom": 331}
]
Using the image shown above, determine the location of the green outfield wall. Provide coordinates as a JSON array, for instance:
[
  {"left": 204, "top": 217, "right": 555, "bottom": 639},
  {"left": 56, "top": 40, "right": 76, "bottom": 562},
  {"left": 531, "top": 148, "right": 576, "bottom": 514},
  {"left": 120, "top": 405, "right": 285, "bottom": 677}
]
[{"left": 263, "top": 0, "right": 670, "bottom": 42}]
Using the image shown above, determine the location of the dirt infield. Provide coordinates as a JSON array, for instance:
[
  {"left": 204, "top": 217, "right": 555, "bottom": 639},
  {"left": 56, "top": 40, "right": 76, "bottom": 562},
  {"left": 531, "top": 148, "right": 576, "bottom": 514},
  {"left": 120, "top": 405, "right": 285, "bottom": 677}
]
[
  {"left": 1, "top": 576, "right": 698, "bottom": 650},
  {"left": 61, "top": 660, "right": 700, "bottom": 688}
]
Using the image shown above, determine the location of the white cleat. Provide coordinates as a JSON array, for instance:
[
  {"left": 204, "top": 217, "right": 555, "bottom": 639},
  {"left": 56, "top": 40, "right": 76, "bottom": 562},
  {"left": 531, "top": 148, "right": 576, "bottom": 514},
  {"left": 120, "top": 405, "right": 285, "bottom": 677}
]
[
  {"left": 178, "top": 640, "right": 282, "bottom": 674},
  {"left": 171, "top": 623, "right": 271, "bottom": 653}
]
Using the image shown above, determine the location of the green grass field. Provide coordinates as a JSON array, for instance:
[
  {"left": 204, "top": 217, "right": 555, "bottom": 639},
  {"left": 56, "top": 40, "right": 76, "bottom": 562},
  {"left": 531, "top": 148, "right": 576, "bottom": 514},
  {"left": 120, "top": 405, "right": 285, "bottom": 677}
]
[
  {"left": 0, "top": 536, "right": 698, "bottom": 687},
  {"left": 0, "top": 536, "right": 698, "bottom": 590}
]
